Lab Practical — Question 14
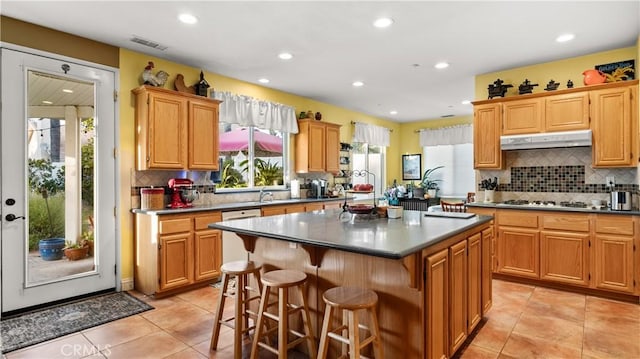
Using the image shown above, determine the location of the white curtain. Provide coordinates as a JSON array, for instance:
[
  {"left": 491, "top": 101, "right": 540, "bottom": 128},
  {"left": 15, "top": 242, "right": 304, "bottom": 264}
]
[
  {"left": 213, "top": 91, "right": 298, "bottom": 133},
  {"left": 353, "top": 122, "right": 390, "bottom": 146},
  {"left": 419, "top": 124, "right": 472, "bottom": 146}
]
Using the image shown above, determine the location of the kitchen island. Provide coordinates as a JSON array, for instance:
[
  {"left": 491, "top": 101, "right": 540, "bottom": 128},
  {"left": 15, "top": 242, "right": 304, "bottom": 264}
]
[{"left": 209, "top": 209, "right": 493, "bottom": 359}]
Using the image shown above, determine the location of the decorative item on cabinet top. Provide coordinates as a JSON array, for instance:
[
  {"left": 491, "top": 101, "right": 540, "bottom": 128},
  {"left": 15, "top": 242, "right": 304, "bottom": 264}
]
[
  {"left": 487, "top": 78, "right": 513, "bottom": 99},
  {"left": 174, "top": 74, "right": 196, "bottom": 94},
  {"left": 192, "top": 70, "right": 210, "bottom": 97},
  {"left": 518, "top": 79, "right": 538, "bottom": 95},
  {"left": 544, "top": 79, "right": 560, "bottom": 91},
  {"left": 141, "top": 61, "right": 169, "bottom": 87},
  {"left": 582, "top": 69, "right": 607, "bottom": 85},
  {"left": 596, "top": 59, "right": 635, "bottom": 82}
]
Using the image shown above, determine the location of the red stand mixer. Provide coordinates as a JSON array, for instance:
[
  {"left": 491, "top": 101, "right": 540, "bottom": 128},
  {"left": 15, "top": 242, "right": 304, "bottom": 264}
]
[{"left": 168, "top": 178, "right": 199, "bottom": 208}]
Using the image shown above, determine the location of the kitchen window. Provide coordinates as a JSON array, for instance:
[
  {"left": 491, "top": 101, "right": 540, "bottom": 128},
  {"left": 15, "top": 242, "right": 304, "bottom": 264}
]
[
  {"left": 423, "top": 144, "right": 474, "bottom": 198},
  {"left": 214, "top": 123, "right": 288, "bottom": 190},
  {"left": 351, "top": 143, "right": 385, "bottom": 198}
]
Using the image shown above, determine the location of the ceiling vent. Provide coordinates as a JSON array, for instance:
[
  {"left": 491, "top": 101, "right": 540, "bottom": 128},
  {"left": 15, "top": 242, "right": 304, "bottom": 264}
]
[
  {"left": 130, "top": 36, "right": 168, "bottom": 51},
  {"left": 440, "top": 114, "right": 454, "bottom": 118}
]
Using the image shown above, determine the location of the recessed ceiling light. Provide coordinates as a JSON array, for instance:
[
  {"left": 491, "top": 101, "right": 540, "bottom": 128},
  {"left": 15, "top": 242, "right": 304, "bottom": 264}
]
[
  {"left": 434, "top": 62, "right": 449, "bottom": 69},
  {"left": 556, "top": 33, "right": 575, "bottom": 43},
  {"left": 178, "top": 13, "right": 198, "bottom": 24},
  {"left": 461, "top": 100, "right": 471, "bottom": 105},
  {"left": 389, "top": 110, "right": 398, "bottom": 115},
  {"left": 352, "top": 81, "right": 364, "bottom": 87},
  {"left": 278, "top": 52, "right": 293, "bottom": 60},
  {"left": 62, "top": 89, "right": 74, "bottom": 93},
  {"left": 373, "top": 17, "right": 394, "bottom": 28},
  {"left": 42, "top": 100, "right": 53, "bottom": 105},
  {"left": 258, "top": 78, "right": 270, "bottom": 84}
]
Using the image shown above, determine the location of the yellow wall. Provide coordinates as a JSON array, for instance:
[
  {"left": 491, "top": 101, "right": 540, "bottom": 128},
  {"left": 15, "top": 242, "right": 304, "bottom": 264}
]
[{"left": 475, "top": 46, "right": 637, "bottom": 100}]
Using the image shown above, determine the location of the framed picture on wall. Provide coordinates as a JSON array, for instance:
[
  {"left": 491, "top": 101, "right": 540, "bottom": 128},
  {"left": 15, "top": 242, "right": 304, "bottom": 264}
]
[{"left": 402, "top": 154, "right": 421, "bottom": 181}]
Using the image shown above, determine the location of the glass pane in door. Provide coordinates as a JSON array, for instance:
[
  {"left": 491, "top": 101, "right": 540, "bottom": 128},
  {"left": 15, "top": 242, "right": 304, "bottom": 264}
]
[{"left": 26, "top": 70, "right": 96, "bottom": 286}]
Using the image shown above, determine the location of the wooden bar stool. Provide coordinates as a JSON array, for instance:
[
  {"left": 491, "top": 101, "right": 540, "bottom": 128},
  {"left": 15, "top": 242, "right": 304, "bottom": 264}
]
[
  {"left": 250, "top": 269, "right": 316, "bottom": 359},
  {"left": 210, "top": 260, "right": 263, "bottom": 359},
  {"left": 317, "top": 286, "right": 383, "bottom": 359}
]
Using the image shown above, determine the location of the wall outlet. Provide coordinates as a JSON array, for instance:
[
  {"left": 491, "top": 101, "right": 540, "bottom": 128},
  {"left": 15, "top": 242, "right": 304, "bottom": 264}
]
[{"left": 606, "top": 176, "right": 615, "bottom": 187}]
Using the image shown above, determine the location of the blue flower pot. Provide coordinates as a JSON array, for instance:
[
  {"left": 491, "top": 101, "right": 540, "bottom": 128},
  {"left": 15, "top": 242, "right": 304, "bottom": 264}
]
[{"left": 39, "top": 238, "right": 65, "bottom": 261}]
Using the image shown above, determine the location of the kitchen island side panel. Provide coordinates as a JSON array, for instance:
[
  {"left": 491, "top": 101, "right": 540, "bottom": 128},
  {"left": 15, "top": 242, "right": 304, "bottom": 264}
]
[{"left": 249, "top": 237, "right": 421, "bottom": 358}]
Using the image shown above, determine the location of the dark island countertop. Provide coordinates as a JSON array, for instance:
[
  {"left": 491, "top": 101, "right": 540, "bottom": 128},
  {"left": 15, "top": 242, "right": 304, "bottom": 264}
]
[
  {"left": 208, "top": 209, "right": 492, "bottom": 260},
  {"left": 466, "top": 202, "right": 640, "bottom": 215}
]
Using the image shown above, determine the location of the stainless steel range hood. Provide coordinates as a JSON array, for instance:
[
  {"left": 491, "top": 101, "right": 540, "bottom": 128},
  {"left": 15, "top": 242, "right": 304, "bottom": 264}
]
[{"left": 500, "top": 129, "right": 592, "bottom": 150}]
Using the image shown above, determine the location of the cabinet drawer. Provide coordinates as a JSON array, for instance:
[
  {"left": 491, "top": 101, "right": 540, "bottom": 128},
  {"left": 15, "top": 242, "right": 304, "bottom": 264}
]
[
  {"left": 595, "top": 216, "right": 634, "bottom": 236},
  {"left": 497, "top": 211, "right": 538, "bottom": 228},
  {"left": 542, "top": 214, "right": 589, "bottom": 232},
  {"left": 159, "top": 217, "right": 192, "bottom": 234},
  {"left": 194, "top": 213, "right": 222, "bottom": 231}
]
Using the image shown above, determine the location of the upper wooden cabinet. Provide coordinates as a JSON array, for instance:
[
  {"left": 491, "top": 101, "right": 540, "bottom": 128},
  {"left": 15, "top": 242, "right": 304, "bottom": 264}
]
[
  {"left": 591, "top": 84, "right": 638, "bottom": 167},
  {"left": 502, "top": 98, "right": 544, "bottom": 135},
  {"left": 133, "top": 86, "right": 221, "bottom": 170},
  {"left": 545, "top": 92, "right": 590, "bottom": 132},
  {"left": 473, "top": 103, "right": 503, "bottom": 169},
  {"left": 294, "top": 118, "right": 341, "bottom": 173}
]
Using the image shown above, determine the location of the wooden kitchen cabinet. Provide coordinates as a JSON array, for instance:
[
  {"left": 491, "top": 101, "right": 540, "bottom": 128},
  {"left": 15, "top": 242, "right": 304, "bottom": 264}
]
[
  {"left": 449, "top": 240, "right": 467, "bottom": 355},
  {"left": 540, "top": 213, "right": 590, "bottom": 286},
  {"left": 133, "top": 86, "right": 220, "bottom": 170},
  {"left": 295, "top": 118, "right": 341, "bottom": 173},
  {"left": 135, "top": 211, "right": 222, "bottom": 296},
  {"left": 497, "top": 211, "right": 539, "bottom": 279},
  {"left": 425, "top": 248, "right": 448, "bottom": 359},
  {"left": 473, "top": 103, "right": 504, "bottom": 169},
  {"left": 261, "top": 203, "right": 307, "bottom": 216},
  {"left": 467, "top": 233, "right": 482, "bottom": 333},
  {"left": 502, "top": 98, "right": 544, "bottom": 135},
  {"left": 591, "top": 83, "right": 637, "bottom": 167},
  {"left": 480, "top": 227, "right": 493, "bottom": 314},
  {"left": 545, "top": 91, "right": 590, "bottom": 132},
  {"left": 592, "top": 215, "right": 635, "bottom": 294}
]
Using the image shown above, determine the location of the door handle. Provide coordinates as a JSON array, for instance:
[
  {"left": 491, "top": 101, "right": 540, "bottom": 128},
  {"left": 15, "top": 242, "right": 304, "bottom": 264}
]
[{"left": 5, "top": 214, "right": 25, "bottom": 221}]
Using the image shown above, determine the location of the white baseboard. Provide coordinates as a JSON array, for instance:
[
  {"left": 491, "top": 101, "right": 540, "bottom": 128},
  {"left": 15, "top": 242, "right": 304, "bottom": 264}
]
[{"left": 121, "top": 277, "right": 134, "bottom": 291}]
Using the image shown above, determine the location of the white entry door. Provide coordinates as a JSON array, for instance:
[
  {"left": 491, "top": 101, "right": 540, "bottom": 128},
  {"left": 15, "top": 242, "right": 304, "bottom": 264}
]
[{"left": 1, "top": 47, "right": 118, "bottom": 313}]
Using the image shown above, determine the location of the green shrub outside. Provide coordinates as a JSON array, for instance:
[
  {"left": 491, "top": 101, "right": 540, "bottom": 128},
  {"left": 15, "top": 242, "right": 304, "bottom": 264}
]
[{"left": 28, "top": 192, "right": 65, "bottom": 251}]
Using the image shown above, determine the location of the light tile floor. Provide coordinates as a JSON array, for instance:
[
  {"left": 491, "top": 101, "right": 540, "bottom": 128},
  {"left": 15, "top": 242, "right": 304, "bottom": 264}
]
[{"left": 4, "top": 280, "right": 639, "bottom": 359}]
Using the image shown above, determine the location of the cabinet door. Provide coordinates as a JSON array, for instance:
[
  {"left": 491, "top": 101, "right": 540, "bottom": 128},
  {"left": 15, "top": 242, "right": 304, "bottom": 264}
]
[
  {"left": 473, "top": 103, "right": 503, "bottom": 169},
  {"left": 449, "top": 240, "right": 467, "bottom": 355},
  {"left": 540, "top": 231, "right": 589, "bottom": 286},
  {"left": 497, "top": 228, "right": 539, "bottom": 279},
  {"left": 425, "top": 249, "right": 448, "bottom": 359},
  {"left": 467, "top": 233, "right": 482, "bottom": 333},
  {"left": 593, "top": 234, "right": 634, "bottom": 293},
  {"left": 545, "top": 92, "right": 589, "bottom": 132},
  {"left": 159, "top": 233, "right": 193, "bottom": 291},
  {"left": 502, "top": 98, "right": 544, "bottom": 135},
  {"left": 261, "top": 205, "right": 287, "bottom": 217},
  {"left": 305, "top": 202, "right": 324, "bottom": 212},
  {"left": 591, "top": 86, "right": 634, "bottom": 167},
  {"left": 481, "top": 227, "right": 493, "bottom": 314},
  {"left": 308, "top": 122, "right": 326, "bottom": 172},
  {"left": 325, "top": 124, "right": 341, "bottom": 174},
  {"left": 286, "top": 204, "right": 306, "bottom": 214},
  {"left": 147, "top": 91, "right": 188, "bottom": 169},
  {"left": 323, "top": 201, "right": 343, "bottom": 210},
  {"left": 188, "top": 98, "right": 219, "bottom": 169},
  {"left": 194, "top": 229, "right": 221, "bottom": 281}
]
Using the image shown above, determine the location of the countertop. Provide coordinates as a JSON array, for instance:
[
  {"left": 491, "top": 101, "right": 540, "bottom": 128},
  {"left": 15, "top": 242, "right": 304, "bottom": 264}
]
[
  {"left": 466, "top": 202, "right": 640, "bottom": 215},
  {"left": 208, "top": 209, "right": 492, "bottom": 260},
  {"left": 131, "top": 197, "right": 347, "bottom": 215}
]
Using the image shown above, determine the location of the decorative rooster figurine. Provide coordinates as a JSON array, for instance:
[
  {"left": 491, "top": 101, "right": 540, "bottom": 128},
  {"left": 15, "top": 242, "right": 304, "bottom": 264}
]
[{"left": 142, "top": 61, "right": 169, "bottom": 87}]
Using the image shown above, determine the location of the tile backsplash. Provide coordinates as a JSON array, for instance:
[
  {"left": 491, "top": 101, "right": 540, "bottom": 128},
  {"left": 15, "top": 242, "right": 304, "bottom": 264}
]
[{"left": 477, "top": 147, "right": 639, "bottom": 203}]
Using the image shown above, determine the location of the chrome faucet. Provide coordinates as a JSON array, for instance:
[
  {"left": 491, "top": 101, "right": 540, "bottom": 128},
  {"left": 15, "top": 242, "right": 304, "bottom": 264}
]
[{"left": 259, "top": 187, "right": 273, "bottom": 203}]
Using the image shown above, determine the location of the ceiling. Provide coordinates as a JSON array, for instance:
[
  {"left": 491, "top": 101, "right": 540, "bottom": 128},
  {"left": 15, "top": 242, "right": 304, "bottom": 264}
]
[{"left": 2, "top": 1, "right": 638, "bottom": 123}]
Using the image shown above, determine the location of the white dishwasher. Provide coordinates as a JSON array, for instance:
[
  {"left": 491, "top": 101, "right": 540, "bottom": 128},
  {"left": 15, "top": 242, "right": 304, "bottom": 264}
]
[{"left": 221, "top": 209, "right": 262, "bottom": 263}]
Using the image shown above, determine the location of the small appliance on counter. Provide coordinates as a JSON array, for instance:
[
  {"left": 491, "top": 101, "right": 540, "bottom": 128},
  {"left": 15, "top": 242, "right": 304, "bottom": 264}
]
[
  {"left": 168, "top": 178, "right": 199, "bottom": 208},
  {"left": 310, "top": 179, "right": 327, "bottom": 199},
  {"left": 610, "top": 191, "right": 632, "bottom": 211},
  {"left": 290, "top": 179, "right": 300, "bottom": 199},
  {"left": 140, "top": 187, "right": 164, "bottom": 210}
]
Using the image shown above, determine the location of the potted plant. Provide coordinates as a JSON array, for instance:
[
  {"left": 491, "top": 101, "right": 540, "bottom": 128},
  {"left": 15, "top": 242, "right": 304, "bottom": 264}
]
[
  {"left": 253, "top": 159, "right": 283, "bottom": 186},
  {"left": 28, "top": 158, "right": 66, "bottom": 260},
  {"left": 63, "top": 240, "right": 89, "bottom": 261},
  {"left": 421, "top": 166, "right": 444, "bottom": 198}
]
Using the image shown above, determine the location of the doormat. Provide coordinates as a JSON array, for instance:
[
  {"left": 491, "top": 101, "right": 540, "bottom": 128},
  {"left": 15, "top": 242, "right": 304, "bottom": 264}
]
[{"left": 0, "top": 291, "right": 153, "bottom": 354}]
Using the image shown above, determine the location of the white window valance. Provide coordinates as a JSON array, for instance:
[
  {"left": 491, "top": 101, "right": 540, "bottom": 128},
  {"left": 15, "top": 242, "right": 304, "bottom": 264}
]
[
  {"left": 353, "top": 122, "right": 390, "bottom": 147},
  {"left": 212, "top": 91, "right": 298, "bottom": 133},
  {"left": 419, "top": 124, "right": 472, "bottom": 146}
]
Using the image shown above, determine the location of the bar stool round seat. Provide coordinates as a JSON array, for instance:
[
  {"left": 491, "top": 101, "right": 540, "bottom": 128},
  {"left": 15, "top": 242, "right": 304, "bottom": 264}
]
[
  {"left": 250, "top": 269, "right": 316, "bottom": 359},
  {"left": 318, "top": 286, "right": 383, "bottom": 359},
  {"left": 210, "top": 260, "right": 263, "bottom": 359}
]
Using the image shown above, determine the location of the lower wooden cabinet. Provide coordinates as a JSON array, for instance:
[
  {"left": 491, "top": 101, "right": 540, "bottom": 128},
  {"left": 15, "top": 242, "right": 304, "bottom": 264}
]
[
  {"left": 135, "top": 211, "right": 222, "bottom": 296},
  {"left": 497, "top": 227, "right": 539, "bottom": 279},
  {"left": 425, "top": 224, "right": 491, "bottom": 359},
  {"left": 593, "top": 215, "right": 635, "bottom": 294},
  {"left": 481, "top": 227, "right": 493, "bottom": 314},
  {"left": 540, "top": 231, "right": 590, "bottom": 286}
]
